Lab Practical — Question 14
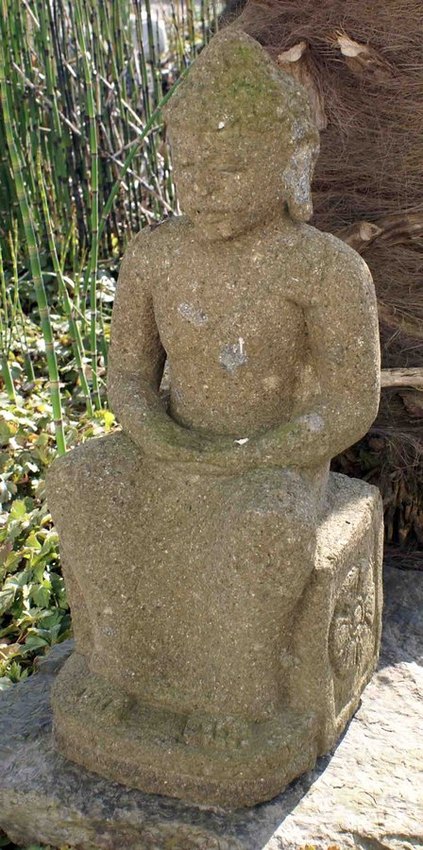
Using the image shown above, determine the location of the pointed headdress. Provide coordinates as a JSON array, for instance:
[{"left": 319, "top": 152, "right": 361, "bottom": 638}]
[{"left": 163, "top": 28, "right": 316, "bottom": 152}]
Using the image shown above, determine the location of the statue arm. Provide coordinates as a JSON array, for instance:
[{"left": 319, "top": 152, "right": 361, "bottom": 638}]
[
  {"left": 250, "top": 244, "right": 381, "bottom": 469},
  {"left": 107, "top": 232, "right": 222, "bottom": 461}
]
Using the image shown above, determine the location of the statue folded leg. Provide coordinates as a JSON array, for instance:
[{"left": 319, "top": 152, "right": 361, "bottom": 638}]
[{"left": 47, "top": 434, "right": 318, "bottom": 723}]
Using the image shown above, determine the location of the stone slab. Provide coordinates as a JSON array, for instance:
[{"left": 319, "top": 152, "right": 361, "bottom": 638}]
[{"left": 0, "top": 563, "right": 421, "bottom": 850}]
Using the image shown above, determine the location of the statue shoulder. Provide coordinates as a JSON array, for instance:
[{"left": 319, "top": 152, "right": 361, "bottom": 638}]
[
  {"left": 320, "top": 230, "right": 372, "bottom": 279},
  {"left": 321, "top": 231, "right": 377, "bottom": 312},
  {"left": 275, "top": 223, "right": 375, "bottom": 310},
  {"left": 119, "top": 216, "right": 189, "bottom": 284},
  {"left": 298, "top": 224, "right": 374, "bottom": 301},
  {"left": 295, "top": 224, "right": 368, "bottom": 270}
]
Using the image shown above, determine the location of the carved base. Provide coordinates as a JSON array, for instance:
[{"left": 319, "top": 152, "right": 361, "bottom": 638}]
[
  {"left": 52, "top": 651, "right": 318, "bottom": 808},
  {"left": 52, "top": 473, "right": 383, "bottom": 808}
]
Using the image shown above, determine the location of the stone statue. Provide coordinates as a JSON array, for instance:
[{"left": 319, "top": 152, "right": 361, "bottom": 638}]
[{"left": 47, "top": 30, "right": 383, "bottom": 808}]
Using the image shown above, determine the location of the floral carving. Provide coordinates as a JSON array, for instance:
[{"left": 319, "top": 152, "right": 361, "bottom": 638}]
[{"left": 329, "top": 559, "right": 376, "bottom": 678}]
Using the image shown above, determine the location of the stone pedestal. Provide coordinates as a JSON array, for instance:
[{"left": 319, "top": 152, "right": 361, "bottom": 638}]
[
  {"left": 291, "top": 472, "right": 384, "bottom": 754},
  {"left": 50, "top": 472, "right": 383, "bottom": 808}
]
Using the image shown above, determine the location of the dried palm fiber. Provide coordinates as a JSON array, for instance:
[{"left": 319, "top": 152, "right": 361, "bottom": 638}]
[{"left": 221, "top": 0, "right": 423, "bottom": 556}]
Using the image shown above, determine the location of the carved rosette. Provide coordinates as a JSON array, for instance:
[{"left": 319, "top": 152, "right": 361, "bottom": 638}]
[{"left": 329, "top": 558, "right": 376, "bottom": 681}]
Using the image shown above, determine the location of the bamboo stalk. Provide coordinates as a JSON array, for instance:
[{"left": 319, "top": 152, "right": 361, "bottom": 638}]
[
  {"left": 0, "top": 241, "right": 16, "bottom": 403},
  {"left": 37, "top": 150, "right": 94, "bottom": 416},
  {"left": 98, "top": 68, "right": 189, "bottom": 244},
  {"left": 0, "top": 13, "right": 66, "bottom": 453},
  {"left": 1, "top": 0, "right": 206, "bottom": 269},
  {"left": 74, "top": 0, "right": 101, "bottom": 409},
  {"left": 0, "top": 0, "right": 212, "bottom": 425},
  {"left": 8, "top": 221, "right": 36, "bottom": 384}
]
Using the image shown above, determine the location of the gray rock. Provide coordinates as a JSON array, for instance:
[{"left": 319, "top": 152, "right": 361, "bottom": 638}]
[{"left": 0, "top": 564, "right": 421, "bottom": 850}]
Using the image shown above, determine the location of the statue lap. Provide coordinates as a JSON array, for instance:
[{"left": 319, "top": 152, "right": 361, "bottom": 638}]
[{"left": 48, "top": 431, "right": 318, "bottom": 719}]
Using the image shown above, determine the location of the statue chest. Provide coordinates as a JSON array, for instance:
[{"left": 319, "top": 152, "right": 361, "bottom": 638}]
[{"left": 153, "top": 253, "right": 305, "bottom": 373}]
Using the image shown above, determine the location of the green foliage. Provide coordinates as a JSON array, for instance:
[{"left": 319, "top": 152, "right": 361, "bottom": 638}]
[
  {"left": 0, "top": 0, "right": 216, "bottom": 268},
  {"left": 0, "top": 369, "right": 116, "bottom": 683},
  {"left": 0, "top": 0, "right": 218, "bottom": 454}
]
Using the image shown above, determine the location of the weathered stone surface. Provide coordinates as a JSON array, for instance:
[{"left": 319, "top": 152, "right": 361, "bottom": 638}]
[
  {"left": 0, "top": 565, "right": 421, "bottom": 850},
  {"left": 46, "top": 29, "right": 383, "bottom": 806}
]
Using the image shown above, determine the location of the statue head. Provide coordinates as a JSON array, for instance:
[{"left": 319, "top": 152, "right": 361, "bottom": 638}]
[{"left": 164, "top": 29, "right": 319, "bottom": 240}]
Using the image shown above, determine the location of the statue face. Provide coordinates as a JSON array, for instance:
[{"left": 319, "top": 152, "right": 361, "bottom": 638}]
[{"left": 169, "top": 120, "right": 319, "bottom": 239}]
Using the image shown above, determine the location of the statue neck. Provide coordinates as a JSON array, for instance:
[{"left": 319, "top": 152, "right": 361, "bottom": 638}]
[{"left": 191, "top": 204, "right": 294, "bottom": 244}]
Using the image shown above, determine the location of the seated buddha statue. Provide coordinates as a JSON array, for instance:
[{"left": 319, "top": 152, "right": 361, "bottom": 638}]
[{"left": 47, "top": 29, "right": 383, "bottom": 808}]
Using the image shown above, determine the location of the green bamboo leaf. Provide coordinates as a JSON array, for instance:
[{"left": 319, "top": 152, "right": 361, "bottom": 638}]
[
  {"left": 0, "top": 587, "right": 16, "bottom": 615},
  {"left": 30, "top": 585, "right": 51, "bottom": 608},
  {"left": 10, "top": 499, "right": 28, "bottom": 520},
  {"left": 24, "top": 634, "right": 49, "bottom": 651}
]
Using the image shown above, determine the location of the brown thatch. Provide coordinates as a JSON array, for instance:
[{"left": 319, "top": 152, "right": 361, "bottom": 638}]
[{"left": 223, "top": 0, "right": 423, "bottom": 553}]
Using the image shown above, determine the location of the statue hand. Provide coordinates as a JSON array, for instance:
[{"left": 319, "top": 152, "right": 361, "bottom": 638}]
[
  {"left": 145, "top": 417, "right": 316, "bottom": 474},
  {"left": 133, "top": 412, "right": 258, "bottom": 474},
  {"left": 123, "top": 390, "right": 325, "bottom": 473},
  {"left": 247, "top": 414, "right": 326, "bottom": 468}
]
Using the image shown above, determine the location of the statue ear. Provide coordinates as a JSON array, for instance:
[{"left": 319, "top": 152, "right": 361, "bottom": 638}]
[
  {"left": 285, "top": 187, "right": 314, "bottom": 223},
  {"left": 282, "top": 159, "right": 314, "bottom": 223}
]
